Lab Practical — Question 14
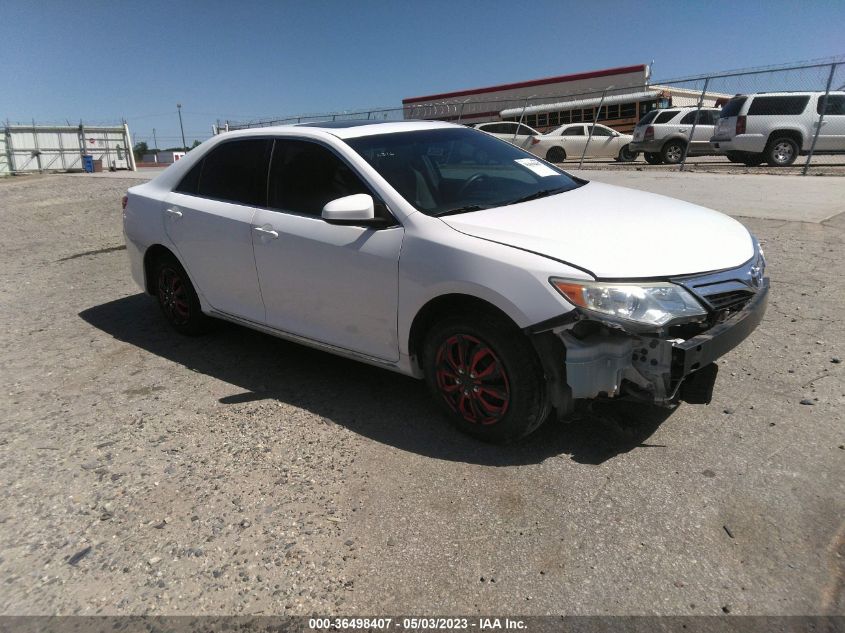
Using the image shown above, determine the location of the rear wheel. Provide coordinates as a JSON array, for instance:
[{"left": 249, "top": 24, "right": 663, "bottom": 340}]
[
  {"left": 422, "top": 312, "right": 548, "bottom": 443},
  {"left": 765, "top": 136, "right": 798, "bottom": 166},
  {"left": 661, "top": 140, "right": 686, "bottom": 164},
  {"left": 153, "top": 253, "right": 209, "bottom": 335},
  {"left": 545, "top": 146, "right": 566, "bottom": 163},
  {"left": 644, "top": 152, "right": 663, "bottom": 165},
  {"left": 616, "top": 145, "right": 638, "bottom": 162}
]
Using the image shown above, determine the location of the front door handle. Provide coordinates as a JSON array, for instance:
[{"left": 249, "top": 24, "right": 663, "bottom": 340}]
[
  {"left": 165, "top": 208, "right": 182, "bottom": 219},
  {"left": 254, "top": 226, "right": 279, "bottom": 239}
]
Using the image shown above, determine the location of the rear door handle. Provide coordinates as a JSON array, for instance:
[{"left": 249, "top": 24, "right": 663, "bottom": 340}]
[
  {"left": 253, "top": 226, "right": 279, "bottom": 239},
  {"left": 165, "top": 208, "right": 182, "bottom": 219}
]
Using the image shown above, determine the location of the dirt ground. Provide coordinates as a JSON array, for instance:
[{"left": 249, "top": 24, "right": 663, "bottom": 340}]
[{"left": 0, "top": 173, "right": 842, "bottom": 616}]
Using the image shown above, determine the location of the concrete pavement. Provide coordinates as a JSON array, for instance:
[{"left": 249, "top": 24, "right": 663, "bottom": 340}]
[{"left": 569, "top": 169, "right": 845, "bottom": 223}]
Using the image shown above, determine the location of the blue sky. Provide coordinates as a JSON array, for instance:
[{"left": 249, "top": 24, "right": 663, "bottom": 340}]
[{"left": 2, "top": 0, "right": 843, "bottom": 148}]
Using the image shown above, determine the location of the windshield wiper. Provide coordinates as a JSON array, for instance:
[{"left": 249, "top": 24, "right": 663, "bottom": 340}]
[
  {"left": 435, "top": 205, "right": 486, "bottom": 217},
  {"left": 505, "top": 187, "right": 568, "bottom": 206}
]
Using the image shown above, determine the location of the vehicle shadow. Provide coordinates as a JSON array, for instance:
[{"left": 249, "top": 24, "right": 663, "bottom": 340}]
[{"left": 79, "top": 294, "right": 675, "bottom": 467}]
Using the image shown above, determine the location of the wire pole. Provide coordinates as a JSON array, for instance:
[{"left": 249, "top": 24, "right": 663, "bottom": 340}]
[
  {"left": 679, "top": 77, "right": 709, "bottom": 172},
  {"left": 580, "top": 86, "right": 612, "bottom": 168},
  {"left": 515, "top": 95, "right": 536, "bottom": 143},
  {"left": 803, "top": 62, "right": 837, "bottom": 176},
  {"left": 177, "top": 103, "right": 187, "bottom": 153}
]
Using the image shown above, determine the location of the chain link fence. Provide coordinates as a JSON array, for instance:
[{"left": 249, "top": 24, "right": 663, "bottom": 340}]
[{"left": 223, "top": 59, "right": 845, "bottom": 175}]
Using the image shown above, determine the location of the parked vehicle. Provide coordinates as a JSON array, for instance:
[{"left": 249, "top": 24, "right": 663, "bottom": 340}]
[
  {"left": 630, "top": 107, "right": 722, "bottom": 165},
  {"left": 530, "top": 123, "right": 637, "bottom": 163},
  {"left": 711, "top": 91, "right": 845, "bottom": 166},
  {"left": 474, "top": 121, "right": 540, "bottom": 150},
  {"left": 123, "top": 120, "right": 768, "bottom": 444}
]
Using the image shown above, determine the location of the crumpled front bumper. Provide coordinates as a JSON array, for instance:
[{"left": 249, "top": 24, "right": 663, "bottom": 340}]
[
  {"left": 529, "top": 278, "right": 769, "bottom": 411},
  {"left": 672, "top": 278, "right": 768, "bottom": 378}
]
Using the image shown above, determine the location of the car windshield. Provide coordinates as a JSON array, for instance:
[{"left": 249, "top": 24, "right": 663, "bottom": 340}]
[{"left": 344, "top": 127, "right": 582, "bottom": 216}]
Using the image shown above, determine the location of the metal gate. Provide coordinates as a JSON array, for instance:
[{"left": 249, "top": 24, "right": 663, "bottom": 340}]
[{"left": 1, "top": 123, "right": 136, "bottom": 175}]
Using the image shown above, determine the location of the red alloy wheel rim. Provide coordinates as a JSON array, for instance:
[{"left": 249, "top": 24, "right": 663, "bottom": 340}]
[
  {"left": 435, "top": 334, "right": 511, "bottom": 425},
  {"left": 157, "top": 267, "right": 190, "bottom": 325}
]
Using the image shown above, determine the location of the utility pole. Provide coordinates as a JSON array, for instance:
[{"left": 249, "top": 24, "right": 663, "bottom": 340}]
[
  {"left": 177, "top": 103, "right": 187, "bottom": 153},
  {"left": 152, "top": 128, "right": 158, "bottom": 150}
]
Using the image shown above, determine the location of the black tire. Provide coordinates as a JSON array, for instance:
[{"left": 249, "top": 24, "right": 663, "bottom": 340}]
[
  {"left": 545, "top": 146, "right": 566, "bottom": 163},
  {"left": 152, "top": 253, "right": 209, "bottom": 335},
  {"left": 743, "top": 155, "right": 765, "bottom": 167},
  {"left": 616, "top": 145, "right": 638, "bottom": 162},
  {"left": 644, "top": 152, "right": 663, "bottom": 165},
  {"left": 765, "top": 136, "right": 799, "bottom": 166},
  {"left": 661, "top": 140, "right": 686, "bottom": 164},
  {"left": 422, "top": 311, "right": 549, "bottom": 444}
]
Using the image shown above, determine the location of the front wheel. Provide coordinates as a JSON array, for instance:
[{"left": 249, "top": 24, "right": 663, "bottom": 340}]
[
  {"left": 644, "top": 152, "right": 663, "bottom": 165},
  {"left": 422, "top": 313, "right": 549, "bottom": 443},
  {"left": 616, "top": 145, "right": 638, "bottom": 162}
]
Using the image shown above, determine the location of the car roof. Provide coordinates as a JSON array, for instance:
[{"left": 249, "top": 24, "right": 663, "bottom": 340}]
[
  {"left": 731, "top": 91, "right": 845, "bottom": 98},
  {"left": 221, "top": 119, "right": 458, "bottom": 140}
]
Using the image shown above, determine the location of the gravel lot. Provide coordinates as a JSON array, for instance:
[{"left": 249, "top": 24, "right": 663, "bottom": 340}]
[{"left": 0, "top": 173, "right": 843, "bottom": 616}]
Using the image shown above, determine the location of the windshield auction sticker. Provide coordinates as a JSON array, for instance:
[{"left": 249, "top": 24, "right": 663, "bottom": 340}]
[{"left": 514, "top": 158, "right": 558, "bottom": 177}]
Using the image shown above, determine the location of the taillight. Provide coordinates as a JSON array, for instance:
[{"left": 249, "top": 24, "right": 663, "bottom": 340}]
[
  {"left": 121, "top": 195, "right": 128, "bottom": 210},
  {"left": 644, "top": 126, "right": 654, "bottom": 140},
  {"left": 531, "top": 136, "right": 540, "bottom": 145},
  {"left": 736, "top": 116, "right": 746, "bottom": 135}
]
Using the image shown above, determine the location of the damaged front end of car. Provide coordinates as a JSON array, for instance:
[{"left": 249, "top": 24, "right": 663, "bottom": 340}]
[{"left": 528, "top": 243, "right": 769, "bottom": 419}]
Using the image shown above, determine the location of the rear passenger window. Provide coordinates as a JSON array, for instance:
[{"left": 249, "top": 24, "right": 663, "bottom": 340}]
[
  {"left": 636, "top": 110, "right": 659, "bottom": 126},
  {"left": 680, "top": 111, "right": 698, "bottom": 125},
  {"left": 747, "top": 96, "right": 810, "bottom": 116},
  {"left": 174, "top": 160, "right": 202, "bottom": 195},
  {"left": 654, "top": 110, "right": 679, "bottom": 124},
  {"left": 818, "top": 95, "right": 845, "bottom": 115},
  {"left": 269, "top": 140, "right": 371, "bottom": 216},
  {"left": 197, "top": 139, "right": 272, "bottom": 206},
  {"left": 720, "top": 97, "right": 747, "bottom": 118},
  {"left": 516, "top": 125, "right": 536, "bottom": 136},
  {"left": 561, "top": 126, "right": 584, "bottom": 136}
]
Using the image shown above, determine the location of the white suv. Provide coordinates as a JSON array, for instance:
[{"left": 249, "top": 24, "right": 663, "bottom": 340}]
[
  {"left": 711, "top": 91, "right": 845, "bottom": 166},
  {"left": 630, "top": 107, "right": 722, "bottom": 165}
]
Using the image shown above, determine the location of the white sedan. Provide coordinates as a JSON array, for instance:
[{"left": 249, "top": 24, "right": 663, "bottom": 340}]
[
  {"left": 473, "top": 121, "right": 541, "bottom": 150},
  {"left": 531, "top": 123, "right": 638, "bottom": 163},
  {"left": 123, "top": 120, "right": 767, "bottom": 443}
]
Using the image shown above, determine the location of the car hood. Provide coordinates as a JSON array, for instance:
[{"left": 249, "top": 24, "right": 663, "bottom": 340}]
[{"left": 440, "top": 181, "right": 754, "bottom": 278}]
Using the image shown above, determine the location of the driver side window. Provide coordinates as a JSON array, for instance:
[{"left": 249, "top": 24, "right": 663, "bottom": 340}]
[{"left": 268, "top": 140, "right": 371, "bottom": 216}]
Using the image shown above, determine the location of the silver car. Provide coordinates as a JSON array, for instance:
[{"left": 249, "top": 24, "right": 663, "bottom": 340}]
[{"left": 630, "top": 107, "right": 722, "bottom": 165}]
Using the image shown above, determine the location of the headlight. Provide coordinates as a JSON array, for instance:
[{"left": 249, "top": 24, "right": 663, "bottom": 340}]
[{"left": 550, "top": 278, "right": 707, "bottom": 327}]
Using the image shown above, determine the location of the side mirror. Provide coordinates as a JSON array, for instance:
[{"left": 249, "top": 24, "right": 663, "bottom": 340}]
[{"left": 321, "top": 194, "right": 375, "bottom": 224}]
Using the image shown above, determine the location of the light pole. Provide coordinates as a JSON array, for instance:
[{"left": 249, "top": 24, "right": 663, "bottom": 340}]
[
  {"left": 152, "top": 128, "right": 158, "bottom": 150},
  {"left": 177, "top": 103, "right": 187, "bottom": 153}
]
